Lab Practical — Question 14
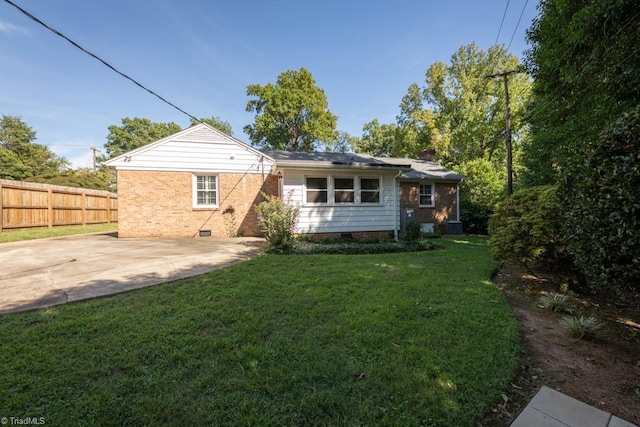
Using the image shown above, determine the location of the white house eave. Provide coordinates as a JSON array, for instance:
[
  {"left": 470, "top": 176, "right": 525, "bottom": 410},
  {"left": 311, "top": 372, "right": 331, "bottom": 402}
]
[
  {"left": 104, "top": 123, "right": 275, "bottom": 166},
  {"left": 274, "top": 161, "right": 412, "bottom": 172}
]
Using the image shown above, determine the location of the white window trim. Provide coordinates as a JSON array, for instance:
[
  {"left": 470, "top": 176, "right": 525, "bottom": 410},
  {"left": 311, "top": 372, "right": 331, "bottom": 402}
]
[
  {"left": 304, "top": 176, "right": 329, "bottom": 205},
  {"left": 419, "top": 182, "right": 435, "bottom": 208},
  {"left": 334, "top": 176, "right": 356, "bottom": 205},
  {"left": 303, "top": 175, "right": 382, "bottom": 206},
  {"left": 359, "top": 177, "right": 382, "bottom": 205},
  {"left": 192, "top": 173, "right": 219, "bottom": 208}
]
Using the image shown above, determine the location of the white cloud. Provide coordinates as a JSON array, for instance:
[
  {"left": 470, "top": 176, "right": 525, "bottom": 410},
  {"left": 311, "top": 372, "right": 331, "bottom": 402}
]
[{"left": 0, "top": 21, "right": 28, "bottom": 35}]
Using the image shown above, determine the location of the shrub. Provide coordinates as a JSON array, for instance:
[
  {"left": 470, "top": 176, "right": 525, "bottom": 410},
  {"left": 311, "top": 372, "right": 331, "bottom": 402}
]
[
  {"left": 255, "top": 193, "right": 299, "bottom": 252},
  {"left": 561, "top": 107, "right": 640, "bottom": 293},
  {"left": 460, "top": 201, "right": 493, "bottom": 235},
  {"left": 404, "top": 220, "right": 422, "bottom": 241},
  {"left": 292, "top": 239, "right": 436, "bottom": 255},
  {"left": 559, "top": 315, "right": 604, "bottom": 340},
  {"left": 537, "top": 293, "right": 575, "bottom": 314},
  {"left": 488, "top": 185, "right": 569, "bottom": 271}
]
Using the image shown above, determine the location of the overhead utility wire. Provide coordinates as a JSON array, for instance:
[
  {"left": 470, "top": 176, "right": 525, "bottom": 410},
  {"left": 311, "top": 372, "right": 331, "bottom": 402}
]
[
  {"left": 494, "top": 0, "right": 511, "bottom": 46},
  {"left": 4, "top": 0, "right": 199, "bottom": 123},
  {"left": 507, "top": 0, "right": 529, "bottom": 51}
]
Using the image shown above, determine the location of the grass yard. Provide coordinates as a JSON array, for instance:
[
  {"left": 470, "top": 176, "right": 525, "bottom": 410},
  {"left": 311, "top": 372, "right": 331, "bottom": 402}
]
[
  {"left": 0, "top": 223, "right": 117, "bottom": 243},
  {"left": 0, "top": 236, "right": 520, "bottom": 426}
]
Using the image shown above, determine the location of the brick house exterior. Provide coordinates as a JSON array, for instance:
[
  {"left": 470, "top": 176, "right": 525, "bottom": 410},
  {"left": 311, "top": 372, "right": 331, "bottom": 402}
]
[
  {"left": 116, "top": 170, "right": 277, "bottom": 238},
  {"left": 106, "top": 124, "right": 463, "bottom": 239}
]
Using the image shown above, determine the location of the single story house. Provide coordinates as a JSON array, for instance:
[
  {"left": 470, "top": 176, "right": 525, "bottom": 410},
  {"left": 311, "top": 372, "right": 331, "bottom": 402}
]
[{"left": 105, "top": 123, "right": 463, "bottom": 239}]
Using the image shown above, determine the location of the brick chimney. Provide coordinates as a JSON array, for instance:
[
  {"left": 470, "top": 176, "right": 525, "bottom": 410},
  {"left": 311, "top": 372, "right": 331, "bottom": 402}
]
[{"left": 419, "top": 148, "right": 436, "bottom": 162}]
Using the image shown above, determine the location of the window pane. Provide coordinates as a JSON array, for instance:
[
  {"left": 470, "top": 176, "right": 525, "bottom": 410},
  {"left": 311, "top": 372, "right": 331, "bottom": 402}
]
[
  {"left": 361, "top": 178, "right": 379, "bottom": 190},
  {"left": 307, "top": 177, "right": 327, "bottom": 190},
  {"left": 419, "top": 184, "right": 432, "bottom": 205},
  {"left": 307, "top": 190, "right": 328, "bottom": 203},
  {"left": 361, "top": 191, "right": 379, "bottom": 203},
  {"left": 335, "top": 191, "right": 354, "bottom": 203},
  {"left": 195, "top": 175, "right": 217, "bottom": 206},
  {"left": 335, "top": 178, "right": 354, "bottom": 190}
]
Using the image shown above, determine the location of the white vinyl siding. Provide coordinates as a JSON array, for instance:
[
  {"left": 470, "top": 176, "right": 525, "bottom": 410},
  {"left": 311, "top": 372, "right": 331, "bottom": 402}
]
[
  {"left": 193, "top": 174, "right": 218, "bottom": 208},
  {"left": 107, "top": 125, "right": 274, "bottom": 174},
  {"left": 284, "top": 170, "right": 398, "bottom": 234}
]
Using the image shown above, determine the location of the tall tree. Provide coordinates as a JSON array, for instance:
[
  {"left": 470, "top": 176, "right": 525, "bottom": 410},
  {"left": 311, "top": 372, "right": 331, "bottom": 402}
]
[
  {"left": 244, "top": 68, "right": 338, "bottom": 152},
  {"left": 525, "top": 0, "right": 640, "bottom": 292},
  {"left": 0, "top": 115, "right": 69, "bottom": 180},
  {"left": 398, "top": 43, "right": 531, "bottom": 168},
  {"left": 356, "top": 119, "right": 398, "bottom": 157},
  {"left": 190, "top": 116, "right": 233, "bottom": 135},
  {"left": 102, "top": 117, "right": 181, "bottom": 160}
]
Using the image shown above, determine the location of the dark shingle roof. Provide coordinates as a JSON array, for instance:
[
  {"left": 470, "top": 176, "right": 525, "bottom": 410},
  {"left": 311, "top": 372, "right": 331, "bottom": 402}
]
[{"left": 261, "top": 150, "right": 463, "bottom": 181}]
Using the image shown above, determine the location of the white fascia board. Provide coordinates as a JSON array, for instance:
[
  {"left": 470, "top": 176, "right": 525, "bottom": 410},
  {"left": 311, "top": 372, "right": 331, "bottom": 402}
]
[{"left": 275, "top": 161, "right": 411, "bottom": 172}]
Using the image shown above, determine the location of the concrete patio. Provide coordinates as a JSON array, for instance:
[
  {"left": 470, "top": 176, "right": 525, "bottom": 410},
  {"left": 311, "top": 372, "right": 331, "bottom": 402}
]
[{"left": 510, "top": 386, "right": 638, "bottom": 427}]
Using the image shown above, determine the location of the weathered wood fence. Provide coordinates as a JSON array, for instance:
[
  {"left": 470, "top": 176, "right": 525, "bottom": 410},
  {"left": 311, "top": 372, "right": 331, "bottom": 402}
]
[{"left": 0, "top": 179, "right": 117, "bottom": 231}]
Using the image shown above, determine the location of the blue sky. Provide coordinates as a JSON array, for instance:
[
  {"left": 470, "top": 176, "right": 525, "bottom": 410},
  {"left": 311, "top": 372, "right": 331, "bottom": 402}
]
[{"left": 1, "top": 0, "right": 539, "bottom": 168}]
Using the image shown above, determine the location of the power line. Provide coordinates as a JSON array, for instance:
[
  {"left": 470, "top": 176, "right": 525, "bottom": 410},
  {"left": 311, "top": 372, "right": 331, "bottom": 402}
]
[
  {"left": 3, "top": 0, "right": 199, "bottom": 123},
  {"left": 507, "top": 0, "right": 529, "bottom": 51},
  {"left": 494, "top": 0, "right": 511, "bottom": 46}
]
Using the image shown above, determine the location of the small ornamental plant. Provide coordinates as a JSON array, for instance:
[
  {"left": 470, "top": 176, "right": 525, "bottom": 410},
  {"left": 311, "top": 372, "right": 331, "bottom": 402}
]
[
  {"left": 537, "top": 293, "right": 575, "bottom": 314},
  {"left": 560, "top": 315, "right": 604, "bottom": 340},
  {"left": 255, "top": 192, "right": 300, "bottom": 252}
]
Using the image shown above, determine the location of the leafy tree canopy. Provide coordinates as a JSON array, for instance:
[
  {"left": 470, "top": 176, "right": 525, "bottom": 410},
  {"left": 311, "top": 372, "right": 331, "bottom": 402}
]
[
  {"left": 103, "top": 117, "right": 181, "bottom": 160},
  {"left": 356, "top": 119, "right": 398, "bottom": 157},
  {"left": 190, "top": 116, "right": 233, "bottom": 135},
  {"left": 522, "top": 0, "right": 640, "bottom": 292},
  {"left": 398, "top": 43, "right": 531, "bottom": 167},
  {"left": 0, "top": 115, "right": 69, "bottom": 180},
  {"left": 27, "top": 169, "right": 115, "bottom": 191},
  {"left": 244, "top": 68, "right": 338, "bottom": 152}
]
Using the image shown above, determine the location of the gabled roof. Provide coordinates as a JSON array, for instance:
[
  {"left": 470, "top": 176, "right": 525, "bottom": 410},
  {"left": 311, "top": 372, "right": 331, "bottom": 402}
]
[
  {"left": 263, "top": 150, "right": 412, "bottom": 171},
  {"left": 263, "top": 150, "right": 463, "bottom": 181},
  {"left": 375, "top": 157, "right": 464, "bottom": 182},
  {"left": 105, "top": 123, "right": 273, "bottom": 166}
]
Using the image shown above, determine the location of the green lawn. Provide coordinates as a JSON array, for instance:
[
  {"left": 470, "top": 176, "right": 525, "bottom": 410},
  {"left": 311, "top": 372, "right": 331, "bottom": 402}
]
[
  {"left": 0, "top": 223, "right": 117, "bottom": 243},
  {"left": 0, "top": 236, "right": 519, "bottom": 426}
]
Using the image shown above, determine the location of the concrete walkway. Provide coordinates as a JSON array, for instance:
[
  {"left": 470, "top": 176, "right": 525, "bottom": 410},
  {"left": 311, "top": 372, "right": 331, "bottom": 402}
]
[
  {"left": 510, "top": 386, "right": 638, "bottom": 427},
  {"left": 0, "top": 233, "right": 265, "bottom": 314}
]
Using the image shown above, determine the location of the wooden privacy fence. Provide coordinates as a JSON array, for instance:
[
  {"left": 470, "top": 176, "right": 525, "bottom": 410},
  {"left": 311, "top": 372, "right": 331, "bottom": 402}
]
[{"left": 0, "top": 179, "right": 117, "bottom": 231}]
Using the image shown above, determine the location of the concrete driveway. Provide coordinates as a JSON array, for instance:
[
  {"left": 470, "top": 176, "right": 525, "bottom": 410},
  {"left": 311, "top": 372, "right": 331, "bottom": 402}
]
[{"left": 0, "top": 232, "right": 265, "bottom": 315}]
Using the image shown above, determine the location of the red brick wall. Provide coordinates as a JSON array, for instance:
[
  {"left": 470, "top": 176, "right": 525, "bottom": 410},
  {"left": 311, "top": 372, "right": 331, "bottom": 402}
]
[
  {"left": 116, "top": 170, "right": 278, "bottom": 238},
  {"left": 399, "top": 182, "right": 458, "bottom": 231}
]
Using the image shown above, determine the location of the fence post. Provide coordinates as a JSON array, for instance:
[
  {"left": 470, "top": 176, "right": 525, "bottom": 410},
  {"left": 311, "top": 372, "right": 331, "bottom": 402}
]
[
  {"left": 0, "top": 182, "right": 3, "bottom": 232},
  {"left": 106, "top": 194, "right": 111, "bottom": 224},
  {"left": 48, "top": 187, "right": 53, "bottom": 228},
  {"left": 82, "top": 191, "right": 87, "bottom": 226}
]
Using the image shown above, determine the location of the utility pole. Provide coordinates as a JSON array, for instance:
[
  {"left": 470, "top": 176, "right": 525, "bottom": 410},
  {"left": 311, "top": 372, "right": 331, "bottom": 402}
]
[
  {"left": 485, "top": 69, "right": 521, "bottom": 195},
  {"left": 90, "top": 146, "right": 100, "bottom": 173}
]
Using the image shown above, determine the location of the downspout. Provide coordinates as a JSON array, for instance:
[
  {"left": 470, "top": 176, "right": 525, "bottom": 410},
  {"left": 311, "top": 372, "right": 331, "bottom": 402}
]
[
  {"left": 394, "top": 170, "right": 403, "bottom": 241},
  {"left": 456, "top": 180, "right": 462, "bottom": 221}
]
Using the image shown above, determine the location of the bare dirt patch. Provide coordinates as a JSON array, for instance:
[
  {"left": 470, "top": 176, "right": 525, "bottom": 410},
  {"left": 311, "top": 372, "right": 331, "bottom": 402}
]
[{"left": 481, "top": 263, "right": 640, "bottom": 426}]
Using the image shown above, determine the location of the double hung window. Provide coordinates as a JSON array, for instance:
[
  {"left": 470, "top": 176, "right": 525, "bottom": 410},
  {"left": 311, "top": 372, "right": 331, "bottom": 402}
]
[
  {"left": 306, "top": 177, "right": 328, "bottom": 203},
  {"left": 334, "top": 178, "right": 355, "bottom": 203},
  {"left": 360, "top": 178, "right": 380, "bottom": 204},
  {"left": 419, "top": 183, "right": 434, "bottom": 207},
  {"left": 193, "top": 174, "right": 218, "bottom": 208},
  {"left": 305, "top": 176, "right": 381, "bottom": 205}
]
